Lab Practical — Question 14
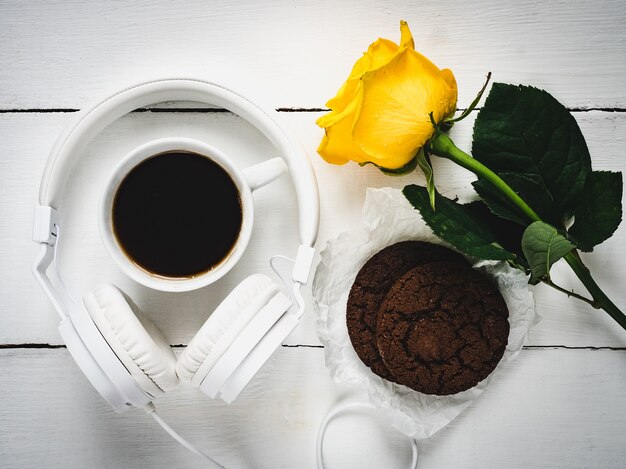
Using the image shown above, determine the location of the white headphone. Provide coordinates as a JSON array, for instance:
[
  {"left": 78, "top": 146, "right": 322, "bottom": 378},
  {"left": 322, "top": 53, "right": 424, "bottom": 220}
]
[{"left": 32, "top": 79, "right": 319, "bottom": 464}]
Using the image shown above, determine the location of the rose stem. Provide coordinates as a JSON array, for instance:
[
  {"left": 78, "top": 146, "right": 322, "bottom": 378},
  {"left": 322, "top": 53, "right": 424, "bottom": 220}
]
[{"left": 429, "top": 131, "right": 626, "bottom": 331}]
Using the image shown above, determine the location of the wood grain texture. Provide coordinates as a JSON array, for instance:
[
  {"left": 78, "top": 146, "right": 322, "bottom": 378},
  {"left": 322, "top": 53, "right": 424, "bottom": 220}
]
[
  {"left": 1, "top": 1, "right": 626, "bottom": 467},
  {"left": 1, "top": 0, "right": 625, "bottom": 109},
  {"left": 1, "top": 111, "right": 625, "bottom": 346},
  {"left": 1, "top": 348, "right": 625, "bottom": 468}
]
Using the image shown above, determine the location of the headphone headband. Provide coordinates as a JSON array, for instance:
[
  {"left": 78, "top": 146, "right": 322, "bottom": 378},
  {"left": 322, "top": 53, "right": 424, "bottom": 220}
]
[
  {"left": 33, "top": 79, "right": 320, "bottom": 463},
  {"left": 39, "top": 78, "right": 319, "bottom": 247}
]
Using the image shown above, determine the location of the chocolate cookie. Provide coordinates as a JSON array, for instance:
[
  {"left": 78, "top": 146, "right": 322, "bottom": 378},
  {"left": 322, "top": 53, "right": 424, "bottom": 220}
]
[
  {"left": 377, "top": 262, "right": 509, "bottom": 395},
  {"left": 346, "top": 241, "right": 468, "bottom": 380}
]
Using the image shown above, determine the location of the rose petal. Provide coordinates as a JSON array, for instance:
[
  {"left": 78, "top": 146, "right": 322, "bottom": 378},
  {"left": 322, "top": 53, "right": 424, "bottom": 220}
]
[
  {"left": 351, "top": 48, "right": 458, "bottom": 168},
  {"left": 317, "top": 21, "right": 457, "bottom": 170},
  {"left": 326, "top": 38, "right": 399, "bottom": 111},
  {"left": 400, "top": 20, "right": 415, "bottom": 50},
  {"left": 317, "top": 97, "right": 372, "bottom": 165},
  {"left": 317, "top": 87, "right": 361, "bottom": 127}
]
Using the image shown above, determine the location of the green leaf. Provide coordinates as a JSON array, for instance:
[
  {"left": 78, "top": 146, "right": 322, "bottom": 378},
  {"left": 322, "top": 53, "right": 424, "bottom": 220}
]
[
  {"left": 472, "top": 172, "right": 561, "bottom": 225},
  {"left": 416, "top": 148, "right": 436, "bottom": 209},
  {"left": 359, "top": 155, "right": 418, "bottom": 176},
  {"left": 464, "top": 200, "right": 529, "bottom": 270},
  {"left": 472, "top": 177, "right": 526, "bottom": 225},
  {"left": 445, "top": 72, "right": 492, "bottom": 124},
  {"left": 569, "top": 171, "right": 623, "bottom": 251},
  {"left": 521, "top": 221, "right": 575, "bottom": 281},
  {"left": 403, "top": 184, "right": 519, "bottom": 262},
  {"left": 472, "top": 83, "right": 591, "bottom": 224}
]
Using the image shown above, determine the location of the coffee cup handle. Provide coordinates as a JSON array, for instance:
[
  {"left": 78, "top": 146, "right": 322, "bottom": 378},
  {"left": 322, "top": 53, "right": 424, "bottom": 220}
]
[{"left": 242, "top": 157, "right": 288, "bottom": 192}]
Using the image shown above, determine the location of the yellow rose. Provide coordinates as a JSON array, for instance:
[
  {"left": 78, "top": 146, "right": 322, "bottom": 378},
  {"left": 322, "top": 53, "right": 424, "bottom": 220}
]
[{"left": 316, "top": 21, "right": 458, "bottom": 170}]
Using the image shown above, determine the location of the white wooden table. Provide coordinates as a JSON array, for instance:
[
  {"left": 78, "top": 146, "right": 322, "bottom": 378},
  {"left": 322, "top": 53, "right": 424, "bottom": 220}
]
[{"left": 1, "top": 1, "right": 626, "bottom": 467}]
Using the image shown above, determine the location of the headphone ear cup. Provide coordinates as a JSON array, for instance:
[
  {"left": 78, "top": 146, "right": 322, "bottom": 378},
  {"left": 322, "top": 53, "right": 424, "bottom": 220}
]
[
  {"left": 83, "top": 284, "right": 179, "bottom": 396},
  {"left": 176, "top": 274, "right": 278, "bottom": 386}
]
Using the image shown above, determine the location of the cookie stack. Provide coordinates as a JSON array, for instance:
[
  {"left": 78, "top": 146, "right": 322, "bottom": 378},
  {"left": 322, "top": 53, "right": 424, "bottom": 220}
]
[{"left": 346, "top": 241, "right": 510, "bottom": 395}]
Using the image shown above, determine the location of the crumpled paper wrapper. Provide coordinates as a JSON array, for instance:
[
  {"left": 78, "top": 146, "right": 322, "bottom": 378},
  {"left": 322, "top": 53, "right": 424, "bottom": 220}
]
[{"left": 312, "top": 187, "right": 538, "bottom": 439}]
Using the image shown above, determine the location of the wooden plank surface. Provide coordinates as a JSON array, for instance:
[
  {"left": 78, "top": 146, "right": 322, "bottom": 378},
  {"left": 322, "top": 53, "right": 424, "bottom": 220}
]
[
  {"left": 2, "top": 0, "right": 626, "bottom": 467},
  {"left": 1, "top": 348, "right": 625, "bottom": 468},
  {"left": 1, "top": 0, "right": 625, "bottom": 109},
  {"left": 1, "top": 111, "right": 624, "bottom": 347}
]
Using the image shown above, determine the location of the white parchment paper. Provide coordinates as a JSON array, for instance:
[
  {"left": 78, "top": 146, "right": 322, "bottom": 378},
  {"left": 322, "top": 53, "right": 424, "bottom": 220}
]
[{"left": 312, "top": 187, "right": 538, "bottom": 439}]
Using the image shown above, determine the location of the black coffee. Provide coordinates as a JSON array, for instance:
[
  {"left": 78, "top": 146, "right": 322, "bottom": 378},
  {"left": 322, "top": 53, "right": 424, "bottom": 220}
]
[{"left": 112, "top": 151, "right": 242, "bottom": 278}]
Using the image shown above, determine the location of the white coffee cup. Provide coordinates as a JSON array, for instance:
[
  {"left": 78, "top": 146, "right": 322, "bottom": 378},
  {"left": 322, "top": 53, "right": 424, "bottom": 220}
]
[{"left": 99, "top": 137, "right": 286, "bottom": 292}]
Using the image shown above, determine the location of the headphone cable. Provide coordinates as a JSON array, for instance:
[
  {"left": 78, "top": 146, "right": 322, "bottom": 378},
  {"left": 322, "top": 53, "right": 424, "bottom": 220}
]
[
  {"left": 316, "top": 401, "right": 418, "bottom": 469},
  {"left": 269, "top": 255, "right": 295, "bottom": 299},
  {"left": 145, "top": 403, "right": 225, "bottom": 468}
]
